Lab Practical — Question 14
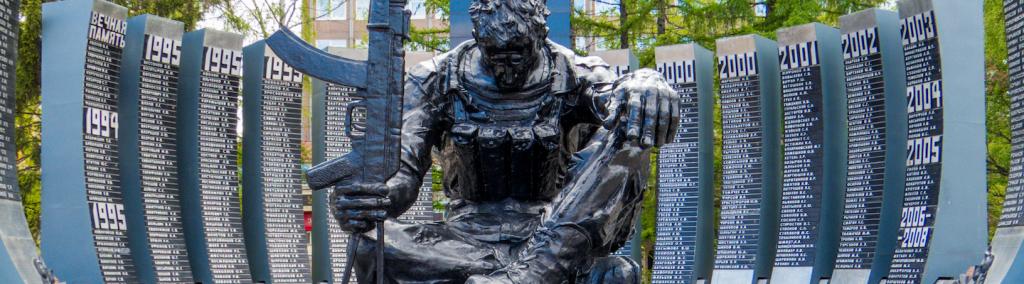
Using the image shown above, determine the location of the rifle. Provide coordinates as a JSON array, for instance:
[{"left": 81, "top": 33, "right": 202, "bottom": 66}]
[{"left": 266, "top": 0, "right": 410, "bottom": 283}]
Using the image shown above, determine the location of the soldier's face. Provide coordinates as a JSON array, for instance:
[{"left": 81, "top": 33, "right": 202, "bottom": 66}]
[{"left": 480, "top": 41, "right": 537, "bottom": 90}]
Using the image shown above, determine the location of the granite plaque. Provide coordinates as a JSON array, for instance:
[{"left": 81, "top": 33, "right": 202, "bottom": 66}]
[
  {"left": 711, "top": 35, "right": 782, "bottom": 284},
  {"left": 449, "top": 0, "right": 571, "bottom": 47},
  {"left": 0, "top": 0, "right": 46, "bottom": 282},
  {"left": 40, "top": 0, "right": 137, "bottom": 282},
  {"left": 242, "top": 41, "right": 312, "bottom": 283},
  {"left": 770, "top": 23, "right": 847, "bottom": 284},
  {"left": 311, "top": 47, "right": 439, "bottom": 283},
  {"left": 991, "top": 0, "right": 1024, "bottom": 282},
  {"left": 650, "top": 44, "right": 715, "bottom": 284},
  {"left": 885, "top": 0, "right": 987, "bottom": 283},
  {"left": 832, "top": 8, "right": 908, "bottom": 284},
  {"left": 117, "top": 15, "right": 194, "bottom": 283},
  {"left": 178, "top": 29, "right": 252, "bottom": 283},
  {"left": 310, "top": 47, "right": 363, "bottom": 284},
  {"left": 591, "top": 49, "right": 642, "bottom": 261}
]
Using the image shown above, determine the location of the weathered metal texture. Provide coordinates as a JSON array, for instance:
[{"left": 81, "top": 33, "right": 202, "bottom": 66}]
[
  {"left": 591, "top": 48, "right": 642, "bottom": 262},
  {"left": 279, "top": 0, "right": 679, "bottom": 283},
  {"left": 450, "top": 0, "right": 572, "bottom": 48}
]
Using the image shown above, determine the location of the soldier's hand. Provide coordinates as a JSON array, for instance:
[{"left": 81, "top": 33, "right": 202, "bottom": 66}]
[
  {"left": 603, "top": 69, "right": 681, "bottom": 148},
  {"left": 331, "top": 183, "right": 392, "bottom": 233}
]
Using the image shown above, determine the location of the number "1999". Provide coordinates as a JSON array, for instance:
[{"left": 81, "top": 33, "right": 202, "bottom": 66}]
[{"left": 84, "top": 107, "right": 118, "bottom": 139}]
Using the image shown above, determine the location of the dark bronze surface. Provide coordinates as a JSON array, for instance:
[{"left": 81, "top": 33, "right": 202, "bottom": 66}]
[{"left": 270, "top": 0, "right": 679, "bottom": 283}]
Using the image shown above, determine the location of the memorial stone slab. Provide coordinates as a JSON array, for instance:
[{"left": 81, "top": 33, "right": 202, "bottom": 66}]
[
  {"left": 710, "top": 34, "right": 782, "bottom": 284},
  {"left": 242, "top": 40, "right": 312, "bottom": 283},
  {"left": 832, "top": 8, "right": 908, "bottom": 284},
  {"left": 0, "top": 0, "right": 45, "bottom": 282},
  {"left": 991, "top": 0, "right": 1024, "bottom": 281},
  {"left": 117, "top": 15, "right": 194, "bottom": 283},
  {"left": 650, "top": 44, "right": 715, "bottom": 284},
  {"left": 449, "top": 0, "right": 571, "bottom": 47},
  {"left": 770, "top": 23, "right": 847, "bottom": 284},
  {"left": 884, "top": 1, "right": 987, "bottom": 283},
  {"left": 311, "top": 48, "right": 440, "bottom": 283},
  {"left": 310, "top": 47, "right": 364, "bottom": 284},
  {"left": 590, "top": 49, "right": 642, "bottom": 261},
  {"left": 177, "top": 28, "right": 252, "bottom": 284},
  {"left": 40, "top": 0, "right": 136, "bottom": 282}
]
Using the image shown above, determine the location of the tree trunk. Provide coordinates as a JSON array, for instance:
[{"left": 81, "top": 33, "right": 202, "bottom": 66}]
[
  {"left": 657, "top": 0, "right": 666, "bottom": 35},
  {"left": 619, "top": 0, "right": 629, "bottom": 49}
]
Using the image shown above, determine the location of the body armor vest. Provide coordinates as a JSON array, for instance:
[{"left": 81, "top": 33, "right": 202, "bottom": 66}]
[{"left": 436, "top": 42, "right": 579, "bottom": 203}]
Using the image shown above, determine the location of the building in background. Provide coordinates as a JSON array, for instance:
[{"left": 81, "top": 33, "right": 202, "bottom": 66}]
[
  {"left": 312, "top": 0, "right": 446, "bottom": 50},
  {"left": 311, "top": 0, "right": 610, "bottom": 52}
]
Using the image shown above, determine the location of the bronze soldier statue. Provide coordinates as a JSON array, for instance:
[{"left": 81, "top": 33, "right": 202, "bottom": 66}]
[{"left": 326, "top": 0, "right": 680, "bottom": 282}]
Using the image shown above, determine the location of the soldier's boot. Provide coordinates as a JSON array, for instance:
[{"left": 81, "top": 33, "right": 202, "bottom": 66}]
[
  {"left": 579, "top": 256, "right": 640, "bottom": 284},
  {"left": 465, "top": 225, "right": 592, "bottom": 284}
]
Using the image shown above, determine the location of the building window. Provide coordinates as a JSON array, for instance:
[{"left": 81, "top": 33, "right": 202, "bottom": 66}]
[
  {"left": 317, "top": 0, "right": 347, "bottom": 20},
  {"left": 754, "top": 0, "right": 768, "bottom": 17},
  {"left": 595, "top": 0, "right": 616, "bottom": 14},
  {"left": 575, "top": 37, "right": 587, "bottom": 50},
  {"left": 408, "top": 0, "right": 427, "bottom": 20},
  {"left": 316, "top": 39, "right": 349, "bottom": 49},
  {"left": 356, "top": 0, "right": 370, "bottom": 20}
]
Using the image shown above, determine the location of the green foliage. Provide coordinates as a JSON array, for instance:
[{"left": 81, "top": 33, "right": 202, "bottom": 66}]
[
  {"left": 409, "top": 0, "right": 450, "bottom": 52},
  {"left": 213, "top": 0, "right": 306, "bottom": 40},
  {"left": 985, "top": 0, "right": 1010, "bottom": 240},
  {"left": 16, "top": 0, "right": 42, "bottom": 244},
  {"left": 109, "top": 0, "right": 207, "bottom": 30}
]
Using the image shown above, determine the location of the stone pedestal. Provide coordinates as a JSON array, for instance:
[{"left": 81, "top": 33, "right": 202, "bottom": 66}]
[
  {"left": 710, "top": 34, "right": 782, "bottom": 284},
  {"left": 770, "top": 23, "right": 847, "bottom": 284},
  {"left": 177, "top": 28, "right": 252, "bottom": 284},
  {"left": 831, "top": 8, "right": 908, "bottom": 284},
  {"left": 40, "top": 1, "right": 137, "bottom": 282},
  {"left": 650, "top": 43, "right": 715, "bottom": 284},
  {"left": 118, "top": 14, "right": 193, "bottom": 283},
  {"left": 242, "top": 41, "right": 312, "bottom": 283}
]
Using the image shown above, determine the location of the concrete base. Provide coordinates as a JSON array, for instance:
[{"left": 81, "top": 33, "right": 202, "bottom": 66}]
[
  {"left": 770, "top": 267, "right": 813, "bottom": 284},
  {"left": 0, "top": 200, "right": 43, "bottom": 283},
  {"left": 711, "top": 269, "right": 754, "bottom": 284},
  {"left": 987, "top": 227, "right": 1024, "bottom": 283},
  {"left": 830, "top": 269, "right": 870, "bottom": 284}
]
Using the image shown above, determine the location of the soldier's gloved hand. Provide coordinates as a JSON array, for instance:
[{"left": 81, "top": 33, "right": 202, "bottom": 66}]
[
  {"left": 331, "top": 183, "right": 392, "bottom": 234},
  {"left": 603, "top": 69, "right": 681, "bottom": 148}
]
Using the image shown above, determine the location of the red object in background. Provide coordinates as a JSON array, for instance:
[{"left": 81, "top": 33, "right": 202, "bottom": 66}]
[{"left": 305, "top": 211, "right": 313, "bottom": 232}]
